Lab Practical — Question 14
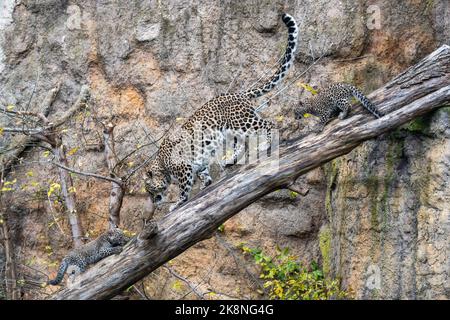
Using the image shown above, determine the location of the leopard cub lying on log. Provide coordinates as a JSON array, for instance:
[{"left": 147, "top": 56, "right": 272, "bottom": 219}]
[
  {"left": 47, "top": 226, "right": 130, "bottom": 285},
  {"left": 295, "top": 83, "right": 383, "bottom": 131}
]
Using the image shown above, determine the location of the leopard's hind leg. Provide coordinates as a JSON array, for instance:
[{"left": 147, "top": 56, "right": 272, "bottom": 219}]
[
  {"left": 249, "top": 116, "right": 273, "bottom": 159},
  {"left": 197, "top": 166, "right": 212, "bottom": 189}
]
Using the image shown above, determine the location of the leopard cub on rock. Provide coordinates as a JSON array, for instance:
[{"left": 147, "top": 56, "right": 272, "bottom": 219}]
[
  {"left": 47, "top": 227, "right": 130, "bottom": 285},
  {"left": 295, "top": 83, "right": 382, "bottom": 131}
]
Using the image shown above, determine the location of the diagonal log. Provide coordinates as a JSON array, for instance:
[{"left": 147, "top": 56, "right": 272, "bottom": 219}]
[{"left": 51, "top": 45, "right": 450, "bottom": 300}]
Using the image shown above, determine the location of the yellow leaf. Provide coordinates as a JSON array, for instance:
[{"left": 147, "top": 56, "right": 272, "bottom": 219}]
[
  {"left": 48, "top": 261, "right": 58, "bottom": 267},
  {"left": 275, "top": 115, "right": 284, "bottom": 122},
  {"left": 123, "top": 229, "right": 136, "bottom": 237},
  {"left": 0, "top": 127, "right": 3, "bottom": 135},
  {"left": 68, "top": 186, "right": 76, "bottom": 193},
  {"left": 26, "top": 171, "right": 34, "bottom": 177},
  {"left": 127, "top": 161, "right": 134, "bottom": 167},
  {"left": 296, "top": 83, "right": 318, "bottom": 95},
  {"left": 0, "top": 187, "right": 12, "bottom": 192},
  {"left": 4, "top": 179, "right": 17, "bottom": 186},
  {"left": 47, "top": 182, "right": 61, "bottom": 197},
  {"left": 303, "top": 113, "right": 312, "bottom": 118},
  {"left": 176, "top": 117, "right": 185, "bottom": 122},
  {"left": 6, "top": 105, "right": 15, "bottom": 111},
  {"left": 171, "top": 280, "right": 184, "bottom": 291},
  {"left": 42, "top": 150, "right": 51, "bottom": 158},
  {"left": 67, "top": 147, "right": 79, "bottom": 156}
]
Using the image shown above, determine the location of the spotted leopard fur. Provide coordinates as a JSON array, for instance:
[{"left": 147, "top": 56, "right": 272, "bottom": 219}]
[
  {"left": 295, "top": 83, "right": 382, "bottom": 131},
  {"left": 145, "top": 13, "right": 299, "bottom": 211},
  {"left": 47, "top": 227, "right": 129, "bottom": 285}
]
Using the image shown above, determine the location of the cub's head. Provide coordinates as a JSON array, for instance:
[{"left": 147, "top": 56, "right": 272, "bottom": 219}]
[
  {"left": 106, "top": 227, "right": 129, "bottom": 246},
  {"left": 144, "top": 159, "right": 169, "bottom": 207}
]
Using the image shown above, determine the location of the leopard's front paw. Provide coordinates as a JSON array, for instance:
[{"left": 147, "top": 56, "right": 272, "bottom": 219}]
[{"left": 200, "top": 178, "right": 212, "bottom": 190}]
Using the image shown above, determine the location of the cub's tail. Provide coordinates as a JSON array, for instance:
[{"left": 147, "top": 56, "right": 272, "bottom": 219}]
[
  {"left": 47, "top": 259, "right": 69, "bottom": 286},
  {"left": 244, "top": 13, "right": 299, "bottom": 99},
  {"left": 350, "top": 85, "right": 382, "bottom": 118}
]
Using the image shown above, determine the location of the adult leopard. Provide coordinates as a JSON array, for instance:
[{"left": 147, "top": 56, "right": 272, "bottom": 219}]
[{"left": 145, "top": 13, "right": 299, "bottom": 211}]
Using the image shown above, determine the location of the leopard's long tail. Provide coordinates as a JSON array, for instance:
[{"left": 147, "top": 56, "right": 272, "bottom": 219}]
[
  {"left": 349, "top": 85, "right": 383, "bottom": 118},
  {"left": 47, "top": 258, "right": 69, "bottom": 285},
  {"left": 244, "top": 13, "right": 298, "bottom": 99}
]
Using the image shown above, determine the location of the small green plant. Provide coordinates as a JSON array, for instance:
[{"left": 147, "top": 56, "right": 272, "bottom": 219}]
[
  {"left": 217, "top": 224, "right": 225, "bottom": 233},
  {"left": 240, "top": 245, "right": 347, "bottom": 300}
]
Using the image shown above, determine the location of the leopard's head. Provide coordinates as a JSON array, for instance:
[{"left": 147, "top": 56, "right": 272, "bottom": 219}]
[
  {"left": 106, "top": 227, "right": 129, "bottom": 246},
  {"left": 144, "top": 159, "right": 169, "bottom": 207}
]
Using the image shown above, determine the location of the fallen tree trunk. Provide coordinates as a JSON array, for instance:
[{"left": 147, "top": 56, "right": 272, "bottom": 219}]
[{"left": 51, "top": 45, "right": 450, "bottom": 300}]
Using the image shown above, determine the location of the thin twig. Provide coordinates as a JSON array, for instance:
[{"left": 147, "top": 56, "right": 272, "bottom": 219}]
[
  {"left": 51, "top": 161, "right": 123, "bottom": 185},
  {"left": 163, "top": 266, "right": 204, "bottom": 300},
  {"left": 215, "top": 232, "right": 267, "bottom": 296}
]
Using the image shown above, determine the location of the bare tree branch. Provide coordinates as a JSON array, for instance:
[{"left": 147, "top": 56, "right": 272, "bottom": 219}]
[
  {"left": 0, "top": 172, "right": 20, "bottom": 300},
  {"left": 163, "top": 266, "right": 204, "bottom": 300},
  {"left": 50, "top": 161, "right": 122, "bottom": 185},
  {"left": 215, "top": 232, "right": 267, "bottom": 296},
  {"left": 0, "top": 85, "right": 60, "bottom": 176},
  {"left": 50, "top": 85, "right": 89, "bottom": 128},
  {"left": 102, "top": 122, "right": 125, "bottom": 228},
  {"left": 52, "top": 142, "right": 83, "bottom": 247},
  {"left": 1, "top": 127, "right": 43, "bottom": 134},
  {"left": 1, "top": 84, "right": 89, "bottom": 248}
]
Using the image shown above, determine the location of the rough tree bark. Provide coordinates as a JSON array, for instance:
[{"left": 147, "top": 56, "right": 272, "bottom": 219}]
[
  {"left": 0, "top": 201, "right": 20, "bottom": 300},
  {"left": 102, "top": 122, "right": 125, "bottom": 229},
  {"left": 52, "top": 141, "right": 84, "bottom": 248},
  {"left": 51, "top": 45, "right": 449, "bottom": 300}
]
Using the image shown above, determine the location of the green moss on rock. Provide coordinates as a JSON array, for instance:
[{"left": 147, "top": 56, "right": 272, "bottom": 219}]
[
  {"left": 402, "top": 116, "right": 429, "bottom": 133},
  {"left": 324, "top": 159, "right": 340, "bottom": 218},
  {"left": 319, "top": 225, "right": 332, "bottom": 277}
]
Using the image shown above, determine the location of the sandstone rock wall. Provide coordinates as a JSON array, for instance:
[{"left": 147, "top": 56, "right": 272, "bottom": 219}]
[{"left": 0, "top": 0, "right": 448, "bottom": 299}]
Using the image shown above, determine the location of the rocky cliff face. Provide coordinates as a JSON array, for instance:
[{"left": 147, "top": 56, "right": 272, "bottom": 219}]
[
  {"left": 324, "top": 110, "right": 450, "bottom": 299},
  {"left": 0, "top": 0, "right": 448, "bottom": 299}
]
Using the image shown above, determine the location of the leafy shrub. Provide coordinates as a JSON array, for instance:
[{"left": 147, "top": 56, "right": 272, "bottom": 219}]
[{"left": 240, "top": 245, "right": 347, "bottom": 300}]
